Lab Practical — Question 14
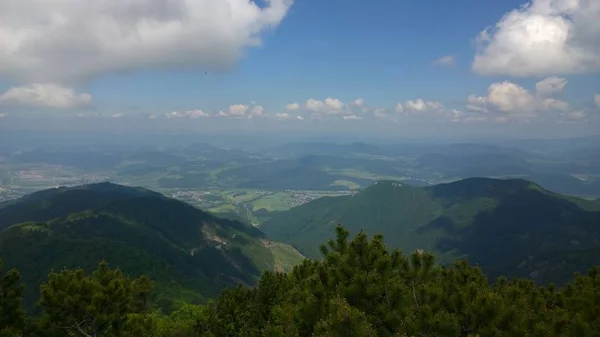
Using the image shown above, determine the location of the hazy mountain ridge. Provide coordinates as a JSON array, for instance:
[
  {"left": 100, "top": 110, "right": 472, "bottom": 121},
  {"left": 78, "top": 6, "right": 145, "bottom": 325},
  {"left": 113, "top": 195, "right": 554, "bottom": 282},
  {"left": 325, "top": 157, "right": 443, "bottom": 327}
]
[{"left": 261, "top": 177, "right": 600, "bottom": 284}]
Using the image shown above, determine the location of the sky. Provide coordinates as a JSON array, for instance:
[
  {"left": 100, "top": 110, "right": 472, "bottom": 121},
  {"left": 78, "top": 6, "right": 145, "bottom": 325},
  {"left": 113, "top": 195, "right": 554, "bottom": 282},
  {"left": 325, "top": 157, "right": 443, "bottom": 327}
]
[{"left": 0, "top": 0, "right": 599, "bottom": 139}]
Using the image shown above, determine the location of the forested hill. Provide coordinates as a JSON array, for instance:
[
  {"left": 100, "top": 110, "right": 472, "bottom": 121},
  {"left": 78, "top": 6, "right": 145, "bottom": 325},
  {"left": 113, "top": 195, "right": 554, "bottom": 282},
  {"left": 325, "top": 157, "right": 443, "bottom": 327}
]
[
  {"left": 0, "top": 182, "right": 304, "bottom": 313},
  {"left": 261, "top": 177, "right": 600, "bottom": 285},
  {"left": 0, "top": 182, "right": 165, "bottom": 230}
]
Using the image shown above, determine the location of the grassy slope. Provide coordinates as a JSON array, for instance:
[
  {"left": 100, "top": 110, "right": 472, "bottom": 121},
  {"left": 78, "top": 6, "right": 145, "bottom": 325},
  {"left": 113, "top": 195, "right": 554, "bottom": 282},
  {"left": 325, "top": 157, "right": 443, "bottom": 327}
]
[{"left": 261, "top": 178, "right": 600, "bottom": 284}]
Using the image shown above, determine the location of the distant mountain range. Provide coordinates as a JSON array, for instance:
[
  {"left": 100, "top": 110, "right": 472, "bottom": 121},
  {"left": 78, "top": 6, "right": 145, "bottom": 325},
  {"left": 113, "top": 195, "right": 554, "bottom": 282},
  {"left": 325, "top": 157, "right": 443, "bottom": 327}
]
[
  {"left": 0, "top": 182, "right": 304, "bottom": 313},
  {"left": 261, "top": 178, "right": 600, "bottom": 285}
]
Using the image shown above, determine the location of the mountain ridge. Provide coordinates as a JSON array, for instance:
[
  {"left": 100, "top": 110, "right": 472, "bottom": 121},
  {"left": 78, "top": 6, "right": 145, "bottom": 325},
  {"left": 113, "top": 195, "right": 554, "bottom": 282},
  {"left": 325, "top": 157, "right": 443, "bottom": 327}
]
[
  {"left": 261, "top": 177, "right": 600, "bottom": 284},
  {"left": 0, "top": 182, "right": 304, "bottom": 313}
]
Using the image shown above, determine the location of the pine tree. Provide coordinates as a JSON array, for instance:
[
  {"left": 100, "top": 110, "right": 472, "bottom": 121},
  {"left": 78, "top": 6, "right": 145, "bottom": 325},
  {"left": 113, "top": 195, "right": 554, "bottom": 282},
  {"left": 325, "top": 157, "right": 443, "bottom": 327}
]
[
  {"left": 38, "top": 261, "right": 152, "bottom": 337},
  {"left": 0, "top": 259, "right": 27, "bottom": 337}
]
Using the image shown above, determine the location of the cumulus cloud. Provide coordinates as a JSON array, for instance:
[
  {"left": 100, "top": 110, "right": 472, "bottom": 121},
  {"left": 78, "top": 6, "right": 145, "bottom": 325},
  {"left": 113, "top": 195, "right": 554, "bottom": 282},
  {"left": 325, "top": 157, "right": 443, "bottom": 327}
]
[
  {"left": 349, "top": 98, "right": 371, "bottom": 113},
  {"left": 373, "top": 108, "right": 388, "bottom": 118},
  {"left": 473, "top": 0, "right": 600, "bottom": 77},
  {"left": 466, "top": 95, "right": 490, "bottom": 113},
  {"left": 249, "top": 105, "right": 266, "bottom": 116},
  {"left": 0, "top": 83, "right": 92, "bottom": 108},
  {"left": 217, "top": 104, "right": 250, "bottom": 118},
  {"left": 466, "top": 77, "right": 571, "bottom": 118},
  {"left": 351, "top": 98, "right": 365, "bottom": 107},
  {"left": 595, "top": 94, "right": 600, "bottom": 108},
  {"left": 447, "top": 109, "right": 463, "bottom": 120},
  {"left": 0, "top": 0, "right": 293, "bottom": 84},
  {"left": 166, "top": 109, "right": 209, "bottom": 118},
  {"left": 285, "top": 103, "right": 300, "bottom": 111},
  {"left": 342, "top": 115, "right": 362, "bottom": 120},
  {"left": 304, "top": 97, "right": 346, "bottom": 115},
  {"left": 296, "top": 115, "right": 304, "bottom": 120},
  {"left": 396, "top": 99, "right": 443, "bottom": 114},
  {"left": 0, "top": 113, "right": 7, "bottom": 118},
  {"left": 275, "top": 113, "right": 291, "bottom": 120},
  {"left": 433, "top": 55, "right": 456, "bottom": 66}
]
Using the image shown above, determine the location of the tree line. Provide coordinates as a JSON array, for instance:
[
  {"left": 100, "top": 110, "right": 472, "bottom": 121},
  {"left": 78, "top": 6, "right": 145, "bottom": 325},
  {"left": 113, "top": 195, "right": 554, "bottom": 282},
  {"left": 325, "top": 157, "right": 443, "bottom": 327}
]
[{"left": 2, "top": 225, "right": 599, "bottom": 337}]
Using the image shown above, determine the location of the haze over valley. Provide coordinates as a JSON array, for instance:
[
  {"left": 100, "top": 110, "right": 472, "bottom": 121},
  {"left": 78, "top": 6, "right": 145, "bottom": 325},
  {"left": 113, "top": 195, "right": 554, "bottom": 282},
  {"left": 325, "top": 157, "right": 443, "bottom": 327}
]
[{"left": 2, "top": 133, "right": 600, "bottom": 225}]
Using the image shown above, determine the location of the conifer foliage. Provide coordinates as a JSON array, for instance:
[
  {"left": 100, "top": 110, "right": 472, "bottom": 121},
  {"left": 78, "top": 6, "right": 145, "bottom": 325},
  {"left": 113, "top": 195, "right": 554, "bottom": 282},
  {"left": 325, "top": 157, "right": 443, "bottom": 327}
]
[
  {"left": 1, "top": 225, "right": 600, "bottom": 336},
  {"left": 0, "top": 260, "right": 27, "bottom": 337}
]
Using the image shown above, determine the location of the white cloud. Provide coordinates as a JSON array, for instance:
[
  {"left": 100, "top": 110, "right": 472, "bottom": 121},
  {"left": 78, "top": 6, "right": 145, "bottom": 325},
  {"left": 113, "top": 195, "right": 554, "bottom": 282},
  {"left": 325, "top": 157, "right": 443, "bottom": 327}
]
[
  {"left": 324, "top": 97, "right": 344, "bottom": 110},
  {"left": 304, "top": 99, "right": 324, "bottom": 112},
  {"left": 395, "top": 103, "right": 404, "bottom": 114},
  {"left": 342, "top": 114, "right": 362, "bottom": 120},
  {"left": 275, "top": 113, "right": 291, "bottom": 120},
  {"left": 433, "top": 55, "right": 455, "bottom": 66},
  {"left": 473, "top": 0, "right": 600, "bottom": 77},
  {"left": 466, "top": 77, "right": 571, "bottom": 118},
  {"left": 249, "top": 105, "right": 265, "bottom": 116},
  {"left": 349, "top": 98, "right": 370, "bottom": 113},
  {"left": 285, "top": 103, "right": 300, "bottom": 111},
  {"left": 487, "top": 82, "right": 536, "bottom": 114},
  {"left": 149, "top": 115, "right": 159, "bottom": 119},
  {"left": 166, "top": 109, "right": 209, "bottom": 118},
  {"left": 296, "top": 115, "right": 304, "bottom": 120},
  {"left": 0, "top": 113, "right": 7, "bottom": 118},
  {"left": 351, "top": 98, "right": 365, "bottom": 107},
  {"left": 448, "top": 109, "right": 463, "bottom": 119},
  {"left": 541, "top": 98, "right": 570, "bottom": 111},
  {"left": 401, "top": 99, "right": 443, "bottom": 112},
  {"left": 0, "top": 83, "right": 92, "bottom": 108},
  {"left": 373, "top": 108, "right": 388, "bottom": 118},
  {"left": 466, "top": 94, "right": 490, "bottom": 113},
  {"left": 535, "top": 77, "right": 568, "bottom": 97},
  {"left": 594, "top": 94, "right": 600, "bottom": 108},
  {"left": 0, "top": 0, "right": 293, "bottom": 84},
  {"left": 218, "top": 104, "right": 249, "bottom": 117},
  {"left": 110, "top": 113, "right": 124, "bottom": 118},
  {"left": 304, "top": 97, "right": 346, "bottom": 115}
]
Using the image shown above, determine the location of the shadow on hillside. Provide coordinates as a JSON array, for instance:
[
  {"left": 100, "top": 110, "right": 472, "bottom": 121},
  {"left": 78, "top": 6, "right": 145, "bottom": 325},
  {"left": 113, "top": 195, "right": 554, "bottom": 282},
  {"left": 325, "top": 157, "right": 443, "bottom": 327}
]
[{"left": 419, "top": 189, "right": 600, "bottom": 285}]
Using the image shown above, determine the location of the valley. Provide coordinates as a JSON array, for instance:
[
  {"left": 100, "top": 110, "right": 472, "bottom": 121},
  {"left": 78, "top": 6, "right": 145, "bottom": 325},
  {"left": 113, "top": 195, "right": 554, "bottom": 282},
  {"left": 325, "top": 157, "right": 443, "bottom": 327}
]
[{"left": 2, "top": 137, "right": 600, "bottom": 226}]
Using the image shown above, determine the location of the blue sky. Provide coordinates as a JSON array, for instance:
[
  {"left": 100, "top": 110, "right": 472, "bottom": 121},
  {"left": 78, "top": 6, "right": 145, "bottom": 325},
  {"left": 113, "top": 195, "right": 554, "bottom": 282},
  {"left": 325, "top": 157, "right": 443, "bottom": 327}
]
[{"left": 0, "top": 0, "right": 599, "bottom": 138}]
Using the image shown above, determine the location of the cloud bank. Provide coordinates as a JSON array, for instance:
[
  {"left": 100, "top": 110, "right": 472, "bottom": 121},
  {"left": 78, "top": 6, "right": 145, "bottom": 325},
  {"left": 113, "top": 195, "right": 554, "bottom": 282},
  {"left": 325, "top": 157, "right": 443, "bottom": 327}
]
[
  {"left": 0, "top": 83, "right": 92, "bottom": 108},
  {"left": 0, "top": 0, "right": 294, "bottom": 84},
  {"left": 466, "top": 77, "right": 573, "bottom": 119}
]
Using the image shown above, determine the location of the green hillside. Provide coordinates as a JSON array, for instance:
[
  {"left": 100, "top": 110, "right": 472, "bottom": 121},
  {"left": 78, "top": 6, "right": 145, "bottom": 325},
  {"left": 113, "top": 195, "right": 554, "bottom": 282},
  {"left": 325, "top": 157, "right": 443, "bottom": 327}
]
[
  {"left": 261, "top": 178, "right": 600, "bottom": 284},
  {"left": 0, "top": 183, "right": 305, "bottom": 313}
]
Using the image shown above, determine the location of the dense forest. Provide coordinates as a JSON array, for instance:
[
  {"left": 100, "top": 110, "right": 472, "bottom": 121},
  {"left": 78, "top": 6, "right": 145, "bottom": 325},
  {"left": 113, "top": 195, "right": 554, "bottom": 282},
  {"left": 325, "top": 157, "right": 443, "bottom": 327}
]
[
  {"left": 0, "top": 183, "right": 304, "bottom": 313},
  {"left": 262, "top": 178, "right": 600, "bottom": 285},
  {"left": 2, "top": 225, "right": 599, "bottom": 337}
]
